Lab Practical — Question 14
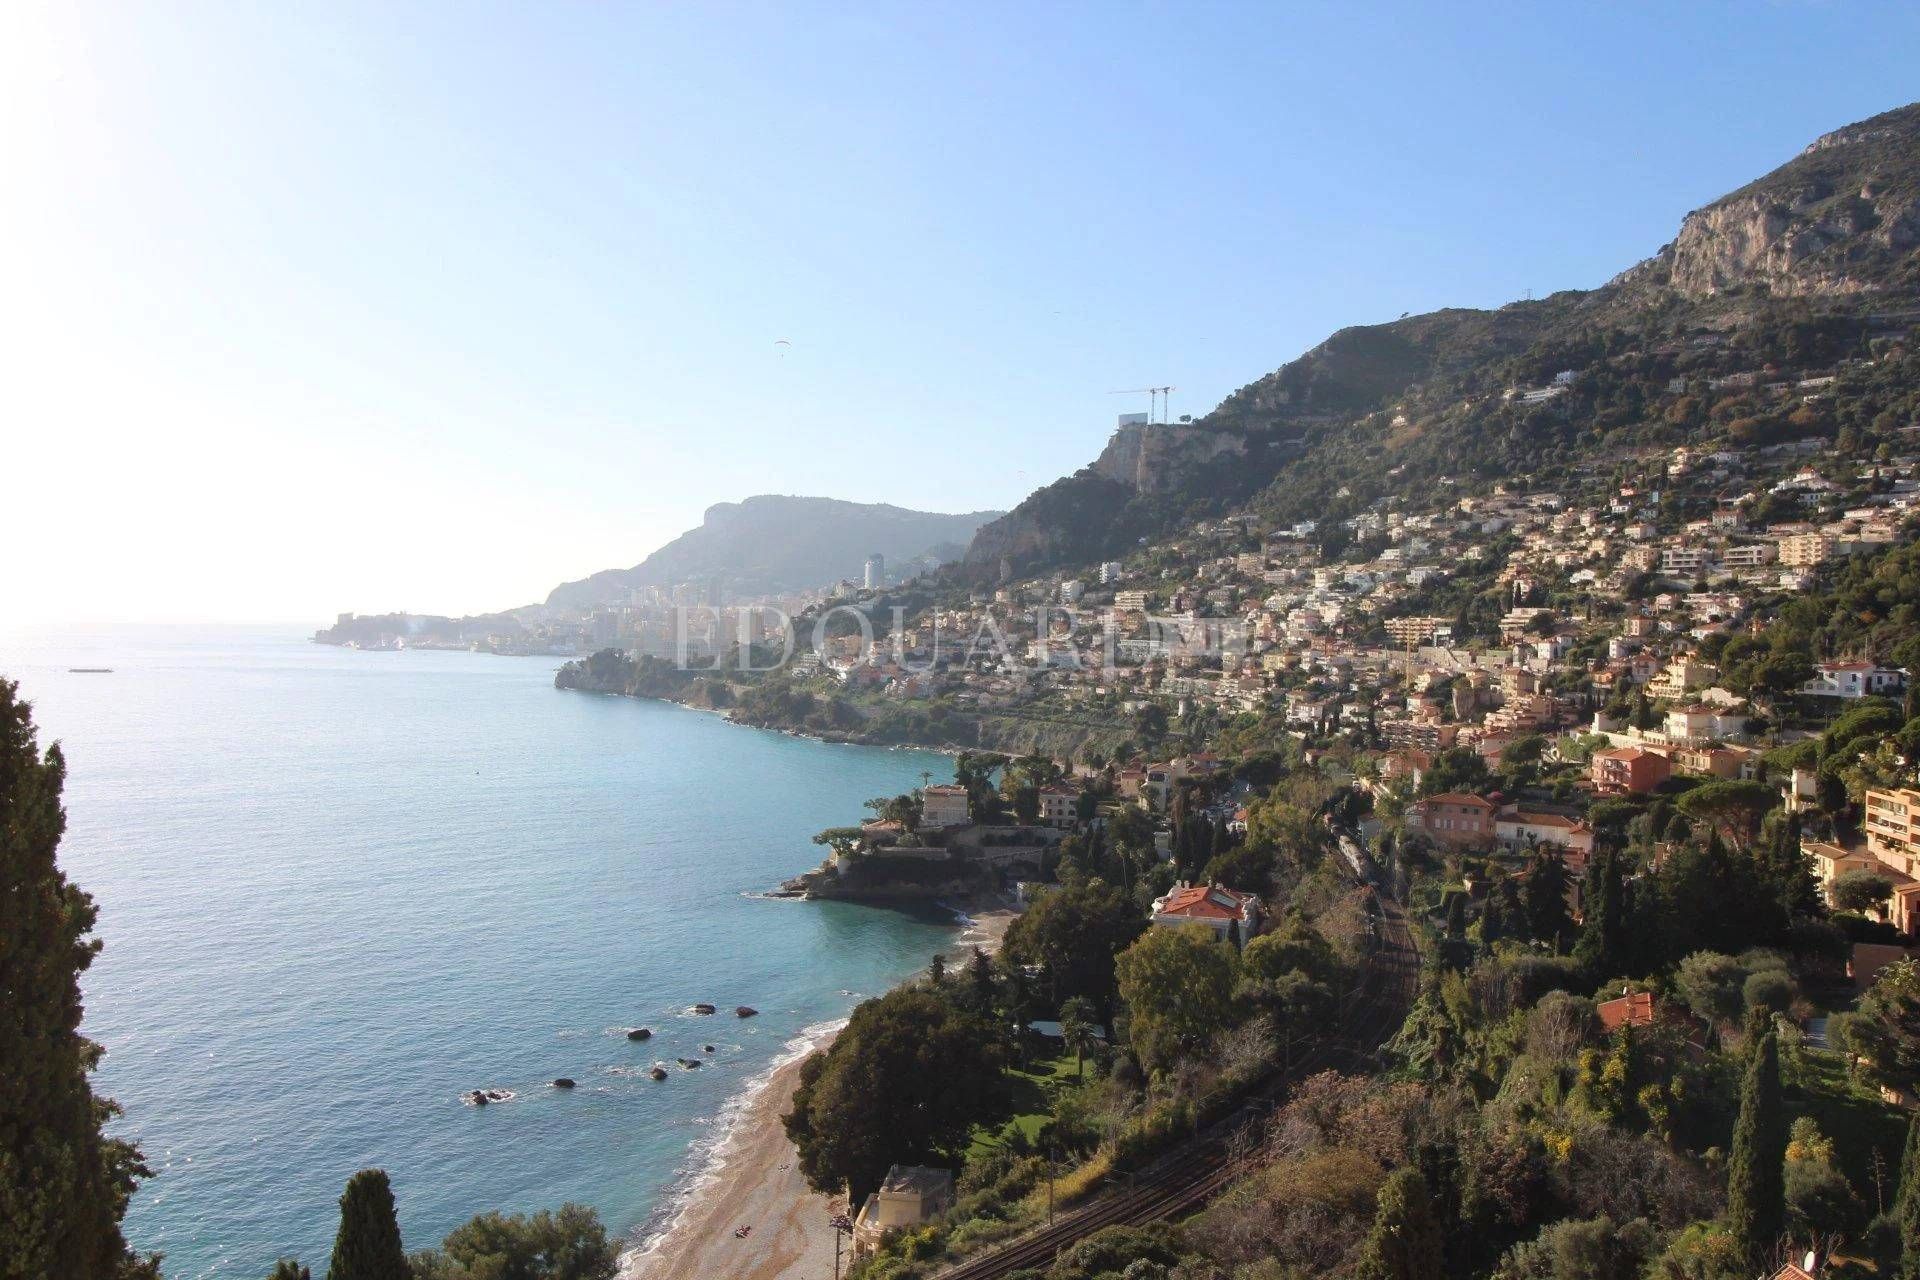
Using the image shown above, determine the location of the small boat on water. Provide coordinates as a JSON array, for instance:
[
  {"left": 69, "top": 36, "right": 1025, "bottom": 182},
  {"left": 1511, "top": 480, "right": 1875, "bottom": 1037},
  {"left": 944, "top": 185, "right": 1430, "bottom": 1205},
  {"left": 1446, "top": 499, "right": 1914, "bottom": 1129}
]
[{"left": 69, "top": 668, "right": 114, "bottom": 674}]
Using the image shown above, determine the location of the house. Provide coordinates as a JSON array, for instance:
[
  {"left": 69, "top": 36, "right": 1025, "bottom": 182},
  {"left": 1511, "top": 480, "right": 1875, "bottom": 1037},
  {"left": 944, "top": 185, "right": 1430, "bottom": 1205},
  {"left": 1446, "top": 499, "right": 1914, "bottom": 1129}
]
[
  {"left": 852, "top": 1165, "right": 955, "bottom": 1257},
  {"left": 1408, "top": 792, "right": 1496, "bottom": 849},
  {"left": 1037, "top": 784, "right": 1080, "bottom": 830},
  {"left": 1596, "top": 991, "right": 1656, "bottom": 1033},
  {"left": 1646, "top": 658, "right": 1717, "bottom": 701},
  {"left": 1801, "top": 661, "right": 1906, "bottom": 700},
  {"left": 919, "top": 784, "right": 972, "bottom": 830},
  {"left": 1664, "top": 704, "right": 1747, "bottom": 745},
  {"left": 1802, "top": 840, "right": 1880, "bottom": 906},
  {"left": 1494, "top": 809, "right": 1595, "bottom": 863},
  {"left": 1591, "top": 746, "right": 1672, "bottom": 796},
  {"left": 1151, "top": 883, "right": 1258, "bottom": 940}
]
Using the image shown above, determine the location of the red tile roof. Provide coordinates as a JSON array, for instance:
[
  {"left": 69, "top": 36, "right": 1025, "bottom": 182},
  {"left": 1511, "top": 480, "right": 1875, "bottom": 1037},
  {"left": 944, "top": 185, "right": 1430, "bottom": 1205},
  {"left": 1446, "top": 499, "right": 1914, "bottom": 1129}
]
[
  {"left": 1157, "top": 885, "right": 1251, "bottom": 921},
  {"left": 1420, "top": 792, "right": 1495, "bottom": 809},
  {"left": 1596, "top": 991, "right": 1656, "bottom": 1033}
]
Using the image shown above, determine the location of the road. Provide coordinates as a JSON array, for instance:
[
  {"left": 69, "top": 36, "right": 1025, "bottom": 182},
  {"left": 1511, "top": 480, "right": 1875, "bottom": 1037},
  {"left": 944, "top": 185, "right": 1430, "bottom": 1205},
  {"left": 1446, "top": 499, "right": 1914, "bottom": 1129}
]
[{"left": 934, "top": 855, "right": 1420, "bottom": 1279}]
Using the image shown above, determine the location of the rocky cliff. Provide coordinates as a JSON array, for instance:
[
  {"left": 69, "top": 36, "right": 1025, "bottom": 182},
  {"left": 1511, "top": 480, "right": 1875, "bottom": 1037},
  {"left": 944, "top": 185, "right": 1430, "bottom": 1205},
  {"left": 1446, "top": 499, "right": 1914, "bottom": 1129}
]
[{"left": 1625, "top": 102, "right": 1920, "bottom": 300}]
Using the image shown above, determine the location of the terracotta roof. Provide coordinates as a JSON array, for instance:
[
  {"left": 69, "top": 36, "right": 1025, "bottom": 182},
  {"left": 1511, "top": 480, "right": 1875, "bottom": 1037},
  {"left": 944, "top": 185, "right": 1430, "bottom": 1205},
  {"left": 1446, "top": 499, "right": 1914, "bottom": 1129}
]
[
  {"left": 1157, "top": 885, "right": 1251, "bottom": 921},
  {"left": 1500, "top": 811, "right": 1588, "bottom": 832},
  {"left": 1596, "top": 991, "right": 1656, "bottom": 1032},
  {"left": 1420, "top": 792, "right": 1494, "bottom": 809}
]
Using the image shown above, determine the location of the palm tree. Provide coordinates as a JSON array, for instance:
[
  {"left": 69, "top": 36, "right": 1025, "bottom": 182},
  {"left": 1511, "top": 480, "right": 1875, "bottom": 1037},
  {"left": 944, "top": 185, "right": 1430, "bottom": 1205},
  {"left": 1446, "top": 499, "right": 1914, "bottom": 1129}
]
[{"left": 1059, "top": 996, "right": 1098, "bottom": 1077}]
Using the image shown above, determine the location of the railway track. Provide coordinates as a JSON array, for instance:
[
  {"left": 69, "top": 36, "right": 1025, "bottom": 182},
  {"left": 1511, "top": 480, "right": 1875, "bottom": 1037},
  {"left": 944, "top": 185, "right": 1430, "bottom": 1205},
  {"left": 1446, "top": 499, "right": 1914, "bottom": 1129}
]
[{"left": 934, "top": 852, "right": 1420, "bottom": 1279}]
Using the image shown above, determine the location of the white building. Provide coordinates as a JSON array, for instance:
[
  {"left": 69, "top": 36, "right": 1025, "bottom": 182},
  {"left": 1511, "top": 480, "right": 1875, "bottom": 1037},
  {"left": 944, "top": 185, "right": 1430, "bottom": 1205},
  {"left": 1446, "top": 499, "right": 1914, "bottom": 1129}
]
[
  {"left": 1801, "top": 662, "right": 1906, "bottom": 700},
  {"left": 919, "top": 784, "right": 971, "bottom": 829}
]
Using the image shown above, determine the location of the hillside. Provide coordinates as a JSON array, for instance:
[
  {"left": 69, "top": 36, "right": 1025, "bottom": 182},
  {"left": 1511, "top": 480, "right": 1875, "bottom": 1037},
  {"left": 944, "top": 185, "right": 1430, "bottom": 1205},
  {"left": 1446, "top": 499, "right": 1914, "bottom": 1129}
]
[
  {"left": 545, "top": 495, "right": 1002, "bottom": 608},
  {"left": 963, "top": 100, "right": 1920, "bottom": 580}
]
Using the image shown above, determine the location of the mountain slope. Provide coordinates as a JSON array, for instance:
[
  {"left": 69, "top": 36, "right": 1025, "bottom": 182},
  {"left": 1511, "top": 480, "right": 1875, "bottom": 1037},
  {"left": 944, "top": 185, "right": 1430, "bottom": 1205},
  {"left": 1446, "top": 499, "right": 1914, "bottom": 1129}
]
[
  {"left": 547, "top": 496, "right": 1003, "bottom": 608},
  {"left": 964, "top": 100, "right": 1920, "bottom": 579}
]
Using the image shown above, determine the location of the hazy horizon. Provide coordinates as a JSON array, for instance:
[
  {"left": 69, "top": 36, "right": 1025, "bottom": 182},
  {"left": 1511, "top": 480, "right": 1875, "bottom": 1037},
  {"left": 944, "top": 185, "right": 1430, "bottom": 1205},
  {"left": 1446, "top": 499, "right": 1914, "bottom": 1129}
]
[{"left": 8, "top": 2, "right": 1920, "bottom": 624}]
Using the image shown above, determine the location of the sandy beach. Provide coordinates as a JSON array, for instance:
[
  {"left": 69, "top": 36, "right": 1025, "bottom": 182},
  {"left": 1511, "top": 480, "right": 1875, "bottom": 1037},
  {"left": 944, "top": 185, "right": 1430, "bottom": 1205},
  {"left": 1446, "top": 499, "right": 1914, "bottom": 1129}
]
[{"left": 622, "top": 900, "right": 1020, "bottom": 1280}]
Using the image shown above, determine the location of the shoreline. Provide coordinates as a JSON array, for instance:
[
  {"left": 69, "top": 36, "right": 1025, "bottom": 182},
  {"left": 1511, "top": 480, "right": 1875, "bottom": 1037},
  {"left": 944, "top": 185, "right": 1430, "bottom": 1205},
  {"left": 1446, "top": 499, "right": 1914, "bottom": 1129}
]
[{"left": 620, "top": 898, "right": 1019, "bottom": 1280}]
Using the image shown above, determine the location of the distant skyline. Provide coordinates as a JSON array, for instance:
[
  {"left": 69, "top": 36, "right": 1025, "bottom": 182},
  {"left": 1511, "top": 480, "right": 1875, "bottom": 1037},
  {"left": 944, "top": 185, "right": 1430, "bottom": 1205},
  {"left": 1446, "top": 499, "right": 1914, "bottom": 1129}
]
[{"left": 5, "top": 2, "right": 1919, "bottom": 624}]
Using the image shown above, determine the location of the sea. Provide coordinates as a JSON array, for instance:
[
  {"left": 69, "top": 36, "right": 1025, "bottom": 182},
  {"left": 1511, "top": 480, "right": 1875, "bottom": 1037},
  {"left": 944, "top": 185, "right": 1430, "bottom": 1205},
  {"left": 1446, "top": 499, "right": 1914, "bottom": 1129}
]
[{"left": 0, "top": 626, "right": 960, "bottom": 1279}]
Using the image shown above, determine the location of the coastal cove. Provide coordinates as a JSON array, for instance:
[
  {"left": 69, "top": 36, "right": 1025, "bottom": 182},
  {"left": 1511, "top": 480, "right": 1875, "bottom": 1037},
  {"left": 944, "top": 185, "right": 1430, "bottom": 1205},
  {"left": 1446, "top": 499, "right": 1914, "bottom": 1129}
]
[{"left": 0, "top": 626, "right": 961, "bottom": 1279}]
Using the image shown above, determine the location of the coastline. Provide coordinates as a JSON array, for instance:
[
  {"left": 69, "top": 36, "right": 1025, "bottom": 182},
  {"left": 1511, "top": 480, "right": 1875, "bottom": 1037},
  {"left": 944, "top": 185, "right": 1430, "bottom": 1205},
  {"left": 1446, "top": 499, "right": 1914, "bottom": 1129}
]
[{"left": 620, "top": 900, "right": 1019, "bottom": 1280}]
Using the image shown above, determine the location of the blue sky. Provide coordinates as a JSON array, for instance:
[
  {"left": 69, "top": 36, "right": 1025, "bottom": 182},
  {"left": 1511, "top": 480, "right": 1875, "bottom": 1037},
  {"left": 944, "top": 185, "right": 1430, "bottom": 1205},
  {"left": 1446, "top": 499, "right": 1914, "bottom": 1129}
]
[{"left": 5, "top": 1, "right": 1918, "bottom": 623}]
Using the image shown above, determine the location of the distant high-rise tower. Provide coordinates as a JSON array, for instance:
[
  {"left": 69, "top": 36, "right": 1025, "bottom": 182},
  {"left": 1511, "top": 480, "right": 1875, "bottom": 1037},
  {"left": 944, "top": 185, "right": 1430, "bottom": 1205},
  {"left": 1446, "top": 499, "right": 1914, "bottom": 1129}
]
[{"left": 863, "top": 553, "right": 885, "bottom": 590}]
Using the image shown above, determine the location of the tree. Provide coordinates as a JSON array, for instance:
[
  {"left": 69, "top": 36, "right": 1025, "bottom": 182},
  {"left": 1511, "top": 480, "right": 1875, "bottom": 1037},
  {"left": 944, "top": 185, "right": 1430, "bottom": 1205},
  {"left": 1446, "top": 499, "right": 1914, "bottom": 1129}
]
[
  {"left": 0, "top": 679, "right": 158, "bottom": 1280},
  {"left": 1058, "top": 996, "right": 1098, "bottom": 1077},
  {"left": 1572, "top": 845, "right": 1626, "bottom": 978},
  {"left": 268, "top": 1264, "right": 311, "bottom": 1280},
  {"left": 1675, "top": 780, "right": 1779, "bottom": 849},
  {"left": 1784, "top": 1117, "right": 1865, "bottom": 1245},
  {"left": 1726, "top": 1031, "right": 1786, "bottom": 1270},
  {"left": 783, "top": 987, "right": 1005, "bottom": 1206},
  {"left": 327, "top": 1169, "right": 409, "bottom": 1280},
  {"left": 407, "top": 1204, "right": 619, "bottom": 1280},
  {"left": 1002, "top": 878, "right": 1146, "bottom": 1028},
  {"left": 1833, "top": 868, "right": 1896, "bottom": 915},
  {"left": 1895, "top": 1113, "right": 1920, "bottom": 1277},
  {"left": 1522, "top": 849, "right": 1573, "bottom": 950},
  {"left": 1843, "top": 960, "right": 1920, "bottom": 1089},
  {"left": 1675, "top": 951, "right": 1747, "bottom": 1028},
  {"left": 963, "top": 945, "right": 996, "bottom": 1017},
  {"left": 1355, "top": 1167, "right": 1443, "bottom": 1280},
  {"left": 1114, "top": 925, "right": 1237, "bottom": 1072}
]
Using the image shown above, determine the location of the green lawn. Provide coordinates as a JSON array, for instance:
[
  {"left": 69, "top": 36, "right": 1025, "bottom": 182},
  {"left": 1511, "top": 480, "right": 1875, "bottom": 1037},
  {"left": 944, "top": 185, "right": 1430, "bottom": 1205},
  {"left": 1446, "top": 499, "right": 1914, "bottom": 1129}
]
[{"left": 967, "top": 1048, "right": 1090, "bottom": 1159}]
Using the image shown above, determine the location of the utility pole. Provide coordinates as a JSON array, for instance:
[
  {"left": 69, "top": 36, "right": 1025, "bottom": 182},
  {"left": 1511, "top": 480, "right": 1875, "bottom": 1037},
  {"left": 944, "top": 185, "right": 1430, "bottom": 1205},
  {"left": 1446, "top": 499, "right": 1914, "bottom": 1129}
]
[
  {"left": 1047, "top": 1144, "right": 1056, "bottom": 1226},
  {"left": 829, "top": 1211, "right": 853, "bottom": 1280}
]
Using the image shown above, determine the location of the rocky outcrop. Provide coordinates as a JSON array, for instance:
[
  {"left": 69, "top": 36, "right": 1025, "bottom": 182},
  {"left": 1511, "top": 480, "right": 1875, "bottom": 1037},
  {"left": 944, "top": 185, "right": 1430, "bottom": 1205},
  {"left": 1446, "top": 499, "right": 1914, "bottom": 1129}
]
[{"left": 1625, "top": 102, "right": 1920, "bottom": 300}]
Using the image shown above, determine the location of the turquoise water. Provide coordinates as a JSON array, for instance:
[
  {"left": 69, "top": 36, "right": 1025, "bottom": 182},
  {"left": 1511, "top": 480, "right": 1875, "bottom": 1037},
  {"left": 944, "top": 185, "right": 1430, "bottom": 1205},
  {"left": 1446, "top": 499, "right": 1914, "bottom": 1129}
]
[{"left": 0, "top": 627, "right": 957, "bottom": 1279}]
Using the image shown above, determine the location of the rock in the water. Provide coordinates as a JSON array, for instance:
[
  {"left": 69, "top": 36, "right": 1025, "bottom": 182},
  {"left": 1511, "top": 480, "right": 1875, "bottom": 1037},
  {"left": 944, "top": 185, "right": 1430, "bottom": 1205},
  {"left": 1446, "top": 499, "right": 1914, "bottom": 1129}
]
[
  {"left": 627, "top": 1027, "right": 652, "bottom": 1041},
  {"left": 649, "top": 1066, "right": 668, "bottom": 1081},
  {"left": 703, "top": 1044, "right": 715, "bottom": 1054},
  {"left": 678, "top": 1058, "right": 703, "bottom": 1069},
  {"left": 468, "top": 1090, "right": 489, "bottom": 1106},
  {"left": 735, "top": 1006, "right": 758, "bottom": 1018},
  {"left": 691, "top": 1003, "right": 717, "bottom": 1015},
  {"left": 552, "top": 1077, "right": 576, "bottom": 1089}
]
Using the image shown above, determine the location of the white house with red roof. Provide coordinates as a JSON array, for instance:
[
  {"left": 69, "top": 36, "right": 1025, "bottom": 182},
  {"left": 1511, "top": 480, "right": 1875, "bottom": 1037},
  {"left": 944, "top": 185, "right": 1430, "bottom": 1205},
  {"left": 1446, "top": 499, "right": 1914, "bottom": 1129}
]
[
  {"left": 1150, "top": 882, "right": 1258, "bottom": 941},
  {"left": 1801, "top": 661, "right": 1906, "bottom": 700}
]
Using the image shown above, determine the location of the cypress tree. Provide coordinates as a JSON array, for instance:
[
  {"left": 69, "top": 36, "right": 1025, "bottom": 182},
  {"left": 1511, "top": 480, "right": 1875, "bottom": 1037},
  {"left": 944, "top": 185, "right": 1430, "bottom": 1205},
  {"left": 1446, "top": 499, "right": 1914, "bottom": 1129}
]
[
  {"left": 1573, "top": 845, "right": 1624, "bottom": 977},
  {"left": 1, "top": 679, "right": 158, "bottom": 1280},
  {"left": 269, "top": 1264, "right": 311, "bottom": 1280},
  {"left": 1726, "top": 1029, "right": 1786, "bottom": 1270},
  {"left": 1896, "top": 1114, "right": 1920, "bottom": 1279},
  {"left": 1355, "top": 1167, "right": 1443, "bottom": 1280},
  {"left": 326, "top": 1169, "right": 408, "bottom": 1280},
  {"left": 1523, "top": 849, "right": 1572, "bottom": 951}
]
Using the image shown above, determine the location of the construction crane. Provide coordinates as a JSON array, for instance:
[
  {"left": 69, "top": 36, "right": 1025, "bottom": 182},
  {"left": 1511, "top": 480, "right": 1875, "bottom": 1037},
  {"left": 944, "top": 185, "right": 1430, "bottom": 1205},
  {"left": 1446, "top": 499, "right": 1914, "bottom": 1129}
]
[{"left": 1109, "top": 385, "right": 1176, "bottom": 423}]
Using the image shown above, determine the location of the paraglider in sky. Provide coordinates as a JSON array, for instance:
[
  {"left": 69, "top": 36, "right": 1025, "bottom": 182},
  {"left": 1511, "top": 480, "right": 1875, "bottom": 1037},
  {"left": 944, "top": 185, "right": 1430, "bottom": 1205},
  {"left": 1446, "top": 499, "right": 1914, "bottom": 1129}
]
[{"left": 773, "top": 338, "right": 792, "bottom": 356}]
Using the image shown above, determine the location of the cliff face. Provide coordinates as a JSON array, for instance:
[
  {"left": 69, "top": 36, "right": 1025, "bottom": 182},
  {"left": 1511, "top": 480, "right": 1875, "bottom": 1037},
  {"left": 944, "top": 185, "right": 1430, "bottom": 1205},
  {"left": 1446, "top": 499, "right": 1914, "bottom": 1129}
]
[
  {"left": 1629, "top": 103, "right": 1920, "bottom": 300},
  {"left": 1089, "top": 422, "right": 1247, "bottom": 493}
]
